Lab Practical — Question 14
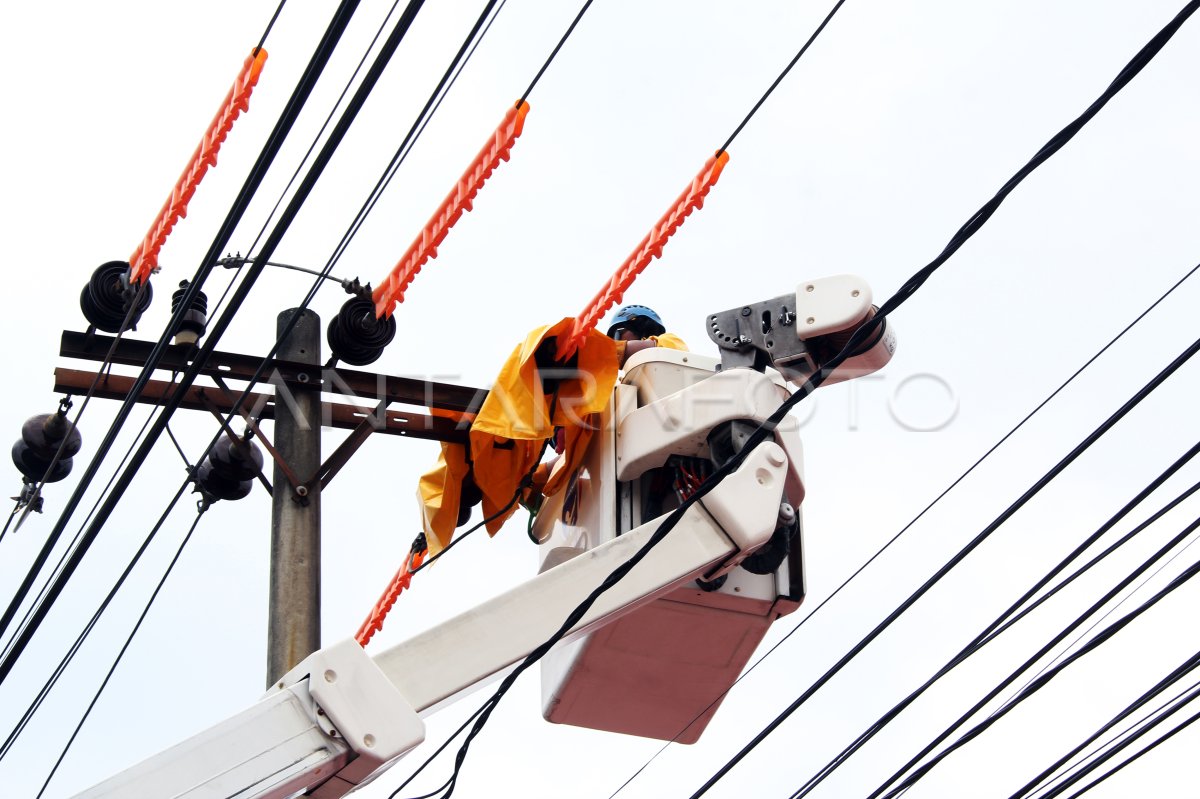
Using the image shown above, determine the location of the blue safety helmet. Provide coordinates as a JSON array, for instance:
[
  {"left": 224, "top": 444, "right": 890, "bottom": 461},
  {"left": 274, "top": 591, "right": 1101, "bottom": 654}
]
[{"left": 607, "top": 305, "right": 666, "bottom": 339}]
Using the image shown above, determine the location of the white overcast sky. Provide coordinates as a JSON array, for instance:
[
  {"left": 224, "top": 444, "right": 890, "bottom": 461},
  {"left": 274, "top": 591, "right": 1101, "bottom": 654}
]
[{"left": 3, "top": 2, "right": 1200, "bottom": 798}]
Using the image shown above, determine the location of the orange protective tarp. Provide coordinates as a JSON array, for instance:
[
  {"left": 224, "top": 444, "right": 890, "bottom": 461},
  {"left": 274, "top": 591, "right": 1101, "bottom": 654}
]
[
  {"left": 373, "top": 101, "right": 530, "bottom": 318},
  {"left": 418, "top": 319, "right": 618, "bottom": 552},
  {"left": 129, "top": 49, "right": 268, "bottom": 283}
]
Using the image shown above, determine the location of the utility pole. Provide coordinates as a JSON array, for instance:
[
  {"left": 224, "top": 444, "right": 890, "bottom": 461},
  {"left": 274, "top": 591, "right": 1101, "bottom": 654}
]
[
  {"left": 267, "top": 309, "right": 321, "bottom": 686},
  {"left": 51, "top": 325, "right": 483, "bottom": 686}
]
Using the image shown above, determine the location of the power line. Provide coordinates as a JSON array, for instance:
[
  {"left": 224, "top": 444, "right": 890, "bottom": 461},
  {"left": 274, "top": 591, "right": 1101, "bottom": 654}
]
[
  {"left": 519, "top": 0, "right": 593, "bottom": 103},
  {"left": 0, "top": 0, "right": 426, "bottom": 687},
  {"left": 1044, "top": 686, "right": 1200, "bottom": 799},
  {"left": 310, "top": 0, "right": 508, "bottom": 289},
  {"left": 1016, "top": 664, "right": 1200, "bottom": 798},
  {"left": 607, "top": 257, "right": 1200, "bottom": 798},
  {"left": 35, "top": 499, "right": 210, "bottom": 798},
  {"left": 720, "top": 0, "right": 848, "bottom": 152},
  {"left": 687, "top": 2, "right": 1200, "bottom": 791},
  {"left": 0, "top": 480, "right": 192, "bottom": 763},
  {"left": 788, "top": 450, "right": 1200, "bottom": 798},
  {"left": 255, "top": 0, "right": 288, "bottom": 55},
  {"left": 0, "top": 0, "right": 365, "bottom": 667},
  {"left": 872, "top": 538, "right": 1200, "bottom": 799},
  {"left": 3, "top": 0, "right": 511, "bottom": 727},
  {"left": 691, "top": 335, "right": 1200, "bottom": 798}
]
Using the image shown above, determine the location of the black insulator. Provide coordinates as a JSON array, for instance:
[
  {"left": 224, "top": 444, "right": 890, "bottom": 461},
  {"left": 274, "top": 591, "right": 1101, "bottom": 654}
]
[
  {"left": 326, "top": 297, "right": 396, "bottom": 366},
  {"left": 79, "top": 261, "right": 153, "bottom": 333},
  {"left": 195, "top": 436, "right": 263, "bottom": 502},
  {"left": 170, "top": 280, "right": 209, "bottom": 345},
  {"left": 11, "top": 410, "right": 82, "bottom": 484},
  {"left": 12, "top": 440, "right": 72, "bottom": 483}
]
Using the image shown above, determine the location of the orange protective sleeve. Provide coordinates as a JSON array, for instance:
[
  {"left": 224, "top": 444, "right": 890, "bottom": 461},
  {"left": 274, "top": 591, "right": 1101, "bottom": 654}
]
[
  {"left": 371, "top": 101, "right": 530, "bottom": 319},
  {"left": 128, "top": 49, "right": 268, "bottom": 284},
  {"left": 556, "top": 150, "right": 729, "bottom": 361}
]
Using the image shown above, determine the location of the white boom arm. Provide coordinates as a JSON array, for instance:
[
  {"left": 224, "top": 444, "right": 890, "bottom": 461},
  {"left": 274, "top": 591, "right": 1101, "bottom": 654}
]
[{"left": 76, "top": 440, "right": 789, "bottom": 799}]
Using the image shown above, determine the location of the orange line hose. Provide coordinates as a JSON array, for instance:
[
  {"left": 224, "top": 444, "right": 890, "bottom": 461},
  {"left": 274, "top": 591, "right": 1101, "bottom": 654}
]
[
  {"left": 355, "top": 543, "right": 427, "bottom": 647},
  {"left": 128, "top": 49, "right": 268, "bottom": 283},
  {"left": 556, "top": 150, "right": 729, "bottom": 361},
  {"left": 372, "top": 101, "right": 530, "bottom": 318}
]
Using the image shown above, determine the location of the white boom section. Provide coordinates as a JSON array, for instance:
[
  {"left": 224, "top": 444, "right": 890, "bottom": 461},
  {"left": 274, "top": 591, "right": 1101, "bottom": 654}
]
[{"left": 76, "top": 442, "right": 788, "bottom": 799}]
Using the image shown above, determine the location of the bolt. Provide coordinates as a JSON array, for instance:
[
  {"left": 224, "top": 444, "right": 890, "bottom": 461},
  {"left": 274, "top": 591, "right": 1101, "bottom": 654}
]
[
  {"left": 805, "top": 284, "right": 815, "bottom": 292},
  {"left": 740, "top": 307, "right": 752, "bottom": 317},
  {"left": 806, "top": 317, "right": 815, "bottom": 325},
  {"left": 851, "top": 289, "right": 860, "bottom": 297},
  {"left": 297, "top": 372, "right": 310, "bottom": 384},
  {"left": 295, "top": 485, "right": 309, "bottom": 498}
]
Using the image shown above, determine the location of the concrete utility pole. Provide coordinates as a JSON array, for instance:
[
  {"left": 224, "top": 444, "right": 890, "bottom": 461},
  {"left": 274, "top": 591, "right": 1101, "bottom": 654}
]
[{"left": 267, "top": 308, "right": 322, "bottom": 686}]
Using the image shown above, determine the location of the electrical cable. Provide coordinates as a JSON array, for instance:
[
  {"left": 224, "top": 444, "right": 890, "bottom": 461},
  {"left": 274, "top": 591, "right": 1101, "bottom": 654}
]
[
  {"left": 255, "top": 0, "right": 288, "bottom": 55},
  {"left": 519, "top": 0, "right": 593, "bottom": 103},
  {"left": 2, "top": 1, "right": 517, "bottom": 766},
  {"left": 391, "top": 1, "right": 1200, "bottom": 787},
  {"left": 237, "top": 0, "right": 409, "bottom": 273},
  {"left": 992, "top": 497, "right": 1200, "bottom": 718},
  {"left": 9, "top": 288, "right": 149, "bottom": 534},
  {"left": 34, "top": 498, "right": 210, "bottom": 798},
  {"left": 606, "top": 257, "right": 1200, "bottom": 799},
  {"left": 0, "top": 0, "right": 424, "bottom": 686},
  {"left": 410, "top": 489, "right": 522, "bottom": 575},
  {"left": 0, "top": 479, "right": 192, "bottom": 763},
  {"left": 687, "top": 4, "right": 1200, "bottom": 792},
  {"left": 719, "top": 0, "right": 848, "bottom": 152},
  {"left": 868, "top": 517, "right": 1200, "bottom": 799},
  {"left": 787, "top": 448, "right": 1200, "bottom": 798},
  {"left": 0, "top": 502, "right": 19, "bottom": 548},
  {"left": 304, "top": 0, "right": 506, "bottom": 289},
  {"left": 0, "top": 0, "right": 365, "bottom": 667},
  {"left": 1048, "top": 690, "right": 1200, "bottom": 799},
  {"left": 1, "top": 393, "right": 177, "bottom": 669},
  {"left": 1047, "top": 676, "right": 1200, "bottom": 798},
  {"left": 694, "top": 329, "right": 1200, "bottom": 799},
  {"left": 1015, "top": 663, "right": 1200, "bottom": 798},
  {"left": 3, "top": 0, "right": 504, "bottom": 742}
]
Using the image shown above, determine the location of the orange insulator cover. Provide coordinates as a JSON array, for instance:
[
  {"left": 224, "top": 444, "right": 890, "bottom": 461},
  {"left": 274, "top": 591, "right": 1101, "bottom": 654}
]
[
  {"left": 355, "top": 546, "right": 426, "bottom": 647},
  {"left": 371, "top": 100, "right": 531, "bottom": 318},
  {"left": 556, "top": 150, "right": 730, "bottom": 361},
  {"left": 128, "top": 49, "right": 268, "bottom": 284}
]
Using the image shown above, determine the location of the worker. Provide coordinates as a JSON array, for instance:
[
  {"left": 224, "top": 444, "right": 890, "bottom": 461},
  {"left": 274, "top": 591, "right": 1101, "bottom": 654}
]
[{"left": 606, "top": 304, "right": 688, "bottom": 364}]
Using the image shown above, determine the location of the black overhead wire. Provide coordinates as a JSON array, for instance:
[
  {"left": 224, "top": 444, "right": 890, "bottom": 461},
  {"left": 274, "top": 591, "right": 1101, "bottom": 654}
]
[
  {"left": 1043, "top": 684, "right": 1200, "bottom": 799},
  {"left": 2, "top": 1, "right": 510, "bottom": 763},
  {"left": 787, "top": 443, "right": 1200, "bottom": 799},
  {"left": 9, "top": 288, "right": 149, "bottom": 535},
  {"left": 255, "top": 0, "right": 288, "bottom": 55},
  {"left": 1014, "top": 656, "right": 1200, "bottom": 798},
  {"left": 34, "top": 496, "right": 210, "bottom": 799},
  {"left": 1, "top": 2, "right": 507, "bottom": 756},
  {"left": 390, "top": 1, "right": 1200, "bottom": 793},
  {"left": 607, "top": 258, "right": 1200, "bottom": 799},
  {"left": 519, "top": 0, "right": 593, "bottom": 103},
  {"left": 990, "top": 482, "right": 1200, "bottom": 709},
  {"left": 871, "top": 532, "right": 1200, "bottom": 799},
  {"left": 688, "top": 3, "right": 1200, "bottom": 793},
  {"left": 0, "top": 392, "right": 175, "bottom": 670},
  {"left": 310, "top": 0, "right": 506, "bottom": 284},
  {"left": 694, "top": 337, "right": 1200, "bottom": 798},
  {"left": 0, "top": 0, "right": 365, "bottom": 671},
  {"left": 0, "top": 0, "right": 435, "bottom": 687},
  {"left": 719, "top": 0, "right": 848, "bottom": 153},
  {"left": 0, "top": 476, "right": 192, "bottom": 762},
  {"left": 236, "top": 0, "right": 410, "bottom": 280}
]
